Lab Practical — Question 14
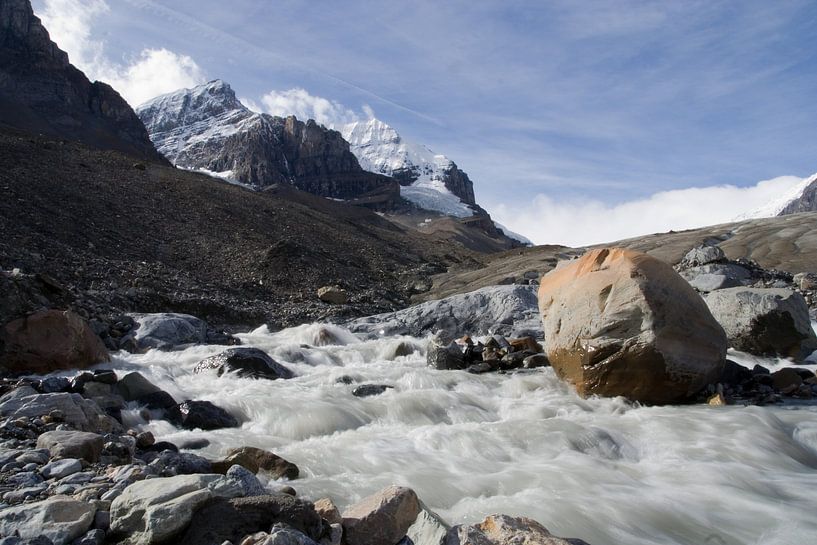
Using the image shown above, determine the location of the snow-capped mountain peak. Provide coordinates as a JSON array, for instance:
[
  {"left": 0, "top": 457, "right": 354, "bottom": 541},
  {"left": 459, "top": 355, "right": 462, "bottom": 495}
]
[{"left": 734, "top": 172, "right": 817, "bottom": 221}]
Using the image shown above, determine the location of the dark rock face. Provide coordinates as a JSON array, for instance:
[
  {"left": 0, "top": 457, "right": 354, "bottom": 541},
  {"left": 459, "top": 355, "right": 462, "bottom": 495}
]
[
  {"left": 193, "top": 347, "right": 294, "bottom": 380},
  {"left": 0, "top": 0, "right": 165, "bottom": 162},
  {"left": 779, "top": 176, "right": 817, "bottom": 215},
  {"left": 136, "top": 80, "right": 395, "bottom": 199},
  {"left": 440, "top": 163, "right": 476, "bottom": 205}
]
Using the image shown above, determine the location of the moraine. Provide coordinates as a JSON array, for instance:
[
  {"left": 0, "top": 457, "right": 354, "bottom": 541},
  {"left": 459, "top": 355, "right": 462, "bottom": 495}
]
[{"left": 98, "top": 321, "right": 817, "bottom": 545}]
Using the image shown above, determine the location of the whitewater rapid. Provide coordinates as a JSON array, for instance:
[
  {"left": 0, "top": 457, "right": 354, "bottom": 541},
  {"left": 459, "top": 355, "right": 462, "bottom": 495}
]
[{"left": 105, "top": 323, "right": 817, "bottom": 545}]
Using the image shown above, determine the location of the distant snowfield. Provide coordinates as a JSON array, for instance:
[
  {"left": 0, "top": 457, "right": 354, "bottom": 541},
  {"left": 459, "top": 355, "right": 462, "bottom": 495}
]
[{"left": 491, "top": 172, "right": 817, "bottom": 248}]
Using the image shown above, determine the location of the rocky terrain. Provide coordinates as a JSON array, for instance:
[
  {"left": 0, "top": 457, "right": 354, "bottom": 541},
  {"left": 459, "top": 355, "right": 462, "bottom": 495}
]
[{"left": 0, "top": 0, "right": 164, "bottom": 163}]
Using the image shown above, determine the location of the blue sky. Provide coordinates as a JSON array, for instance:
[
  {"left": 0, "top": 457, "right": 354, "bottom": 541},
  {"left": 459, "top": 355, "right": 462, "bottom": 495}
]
[{"left": 33, "top": 0, "right": 817, "bottom": 245}]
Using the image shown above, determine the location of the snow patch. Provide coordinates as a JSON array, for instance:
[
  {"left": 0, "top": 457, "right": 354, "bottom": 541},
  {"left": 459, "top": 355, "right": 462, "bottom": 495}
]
[
  {"left": 733, "top": 172, "right": 817, "bottom": 220},
  {"left": 493, "top": 221, "right": 534, "bottom": 245}
]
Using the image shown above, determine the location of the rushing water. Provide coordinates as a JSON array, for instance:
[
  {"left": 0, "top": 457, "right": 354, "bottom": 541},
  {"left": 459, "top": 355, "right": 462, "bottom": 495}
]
[{"left": 102, "top": 323, "right": 817, "bottom": 545}]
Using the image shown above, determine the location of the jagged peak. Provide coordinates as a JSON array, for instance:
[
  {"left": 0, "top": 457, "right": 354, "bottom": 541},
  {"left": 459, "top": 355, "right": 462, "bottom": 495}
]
[{"left": 137, "top": 79, "right": 245, "bottom": 113}]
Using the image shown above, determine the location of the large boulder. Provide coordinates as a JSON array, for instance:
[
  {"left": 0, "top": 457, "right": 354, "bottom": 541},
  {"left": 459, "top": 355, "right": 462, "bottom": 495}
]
[
  {"left": 108, "top": 473, "right": 247, "bottom": 545},
  {"left": 704, "top": 287, "right": 817, "bottom": 360},
  {"left": 129, "top": 313, "right": 207, "bottom": 351},
  {"left": 36, "top": 430, "right": 104, "bottom": 463},
  {"left": 444, "top": 514, "right": 590, "bottom": 545},
  {"left": 0, "top": 495, "right": 96, "bottom": 545},
  {"left": 0, "top": 310, "right": 109, "bottom": 373},
  {"left": 176, "top": 495, "right": 325, "bottom": 545},
  {"left": 194, "top": 348, "right": 294, "bottom": 380},
  {"left": 538, "top": 248, "right": 727, "bottom": 404},
  {"left": 0, "top": 386, "right": 119, "bottom": 433},
  {"left": 211, "top": 446, "right": 299, "bottom": 480},
  {"left": 341, "top": 485, "right": 421, "bottom": 545},
  {"left": 347, "top": 285, "right": 542, "bottom": 339},
  {"left": 114, "top": 372, "right": 177, "bottom": 410}
]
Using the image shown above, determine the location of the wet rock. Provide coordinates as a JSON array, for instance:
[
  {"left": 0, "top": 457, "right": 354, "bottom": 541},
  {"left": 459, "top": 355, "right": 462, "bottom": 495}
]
[
  {"left": 194, "top": 348, "right": 294, "bottom": 380},
  {"left": 167, "top": 400, "right": 239, "bottom": 430},
  {"left": 0, "top": 310, "right": 110, "bottom": 374},
  {"left": 443, "top": 514, "right": 590, "bottom": 545},
  {"left": 178, "top": 438, "right": 209, "bottom": 450},
  {"left": 538, "top": 248, "right": 727, "bottom": 404},
  {"left": 522, "top": 354, "right": 550, "bottom": 369},
  {"left": 772, "top": 368, "right": 804, "bottom": 392},
  {"left": 348, "top": 285, "right": 541, "bottom": 339},
  {"left": 314, "top": 497, "right": 342, "bottom": 524},
  {"left": 718, "top": 360, "right": 753, "bottom": 386},
  {"left": 176, "top": 495, "right": 325, "bottom": 545},
  {"left": 467, "top": 361, "right": 497, "bottom": 374},
  {"left": 211, "top": 446, "right": 299, "bottom": 480},
  {"left": 41, "top": 458, "right": 82, "bottom": 479},
  {"left": 128, "top": 312, "right": 207, "bottom": 350},
  {"left": 705, "top": 287, "right": 817, "bottom": 360},
  {"left": 342, "top": 485, "right": 421, "bottom": 545},
  {"left": 352, "top": 384, "right": 393, "bottom": 398},
  {"left": 427, "top": 332, "right": 465, "bottom": 371},
  {"left": 135, "top": 431, "right": 155, "bottom": 449},
  {"left": 37, "top": 377, "right": 71, "bottom": 394},
  {"left": 318, "top": 286, "right": 349, "bottom": 305},
  {"left": 37, "top": 431, "right": 104, "bottom": 463},
  {"left": 0, "top": 495, "right": 96, "bottom": 545}
]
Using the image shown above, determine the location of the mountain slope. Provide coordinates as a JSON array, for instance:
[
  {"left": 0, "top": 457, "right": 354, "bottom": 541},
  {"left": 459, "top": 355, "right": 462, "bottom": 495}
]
[
  {"left": 340, "top": 118, "right": 477, "bottom": 216},
  {"left": 733, "top": 172, "right": 817, "bottom": 220},
  {"left": 136, "top": 81, "right": 395, "bottom": 200},
  {"left": 779, "top": 173, "right": 817, "bottom": 215},
  {"left": 0, "top": 0, "right": 165, "bottom": 162}
]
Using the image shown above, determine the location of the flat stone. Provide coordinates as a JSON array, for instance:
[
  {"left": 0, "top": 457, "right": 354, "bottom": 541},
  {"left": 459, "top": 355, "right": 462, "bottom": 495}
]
[
  {"left": 37, "top": 430, "right": 104, "bottom": 463},
  {"left": 41, "top": 458, "right": 82, "bottom": 479},
  {"left": 0, "top": 495, "right": 96, "bottom": 545}
]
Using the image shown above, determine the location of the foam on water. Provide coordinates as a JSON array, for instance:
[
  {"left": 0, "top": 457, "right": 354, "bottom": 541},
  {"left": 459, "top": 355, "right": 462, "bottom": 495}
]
[{"left": 105, "top": 323, "right": 817, "bottom": 545}]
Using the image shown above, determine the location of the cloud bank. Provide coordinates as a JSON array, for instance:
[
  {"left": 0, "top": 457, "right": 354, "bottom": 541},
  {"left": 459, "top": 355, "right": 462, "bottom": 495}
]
[
  {"left": 38, "top": 0, "right": 205, "bottom": 107},
  {"left": 259, "top": 88, "right": 373, "bottom": 126},
  {"left": 490, "top": 175, "right": 808, "bottom": 248}
]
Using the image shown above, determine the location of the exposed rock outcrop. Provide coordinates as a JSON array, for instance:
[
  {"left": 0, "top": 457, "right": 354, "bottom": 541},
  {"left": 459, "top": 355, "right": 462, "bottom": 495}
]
[
  {"left": 538, "top": 248, "right": 727, "bottom": 404},
  {"left": 0, "top": 0, "right": 165, "bottom": 162},
  {"left": 136, "top": 80, "right": 396, "bottom": 200}
]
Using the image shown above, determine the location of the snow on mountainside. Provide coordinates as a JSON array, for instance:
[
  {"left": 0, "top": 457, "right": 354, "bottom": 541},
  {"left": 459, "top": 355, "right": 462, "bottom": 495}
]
[
  {"left": 734, "top": 172, "right": 817, "bottom": 220},
  {"left": 339, "top": 118, "right": 477, "bottom": 217}
]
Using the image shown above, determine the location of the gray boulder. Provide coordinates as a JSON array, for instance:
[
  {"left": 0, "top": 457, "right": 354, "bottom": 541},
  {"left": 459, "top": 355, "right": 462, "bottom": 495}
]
[
  {"left": 0, "top": 495, "right": 96, "bottom": 545},
  {"left": 705, "top": 287, "right": 817, "bottom": 360},
  {"left": 679, "top": 263, "right": 752, "bottom": 292},
  {"left": 342, "top": 485, "right": 421, "bottom": 545},
  {"left": 36, "top": 431, "right": 104, "bottom": 463},
  {"left": 347, "top": 285, "right": 541, "bottom": 339},
  {"left": 194, "top": 347, "right": 294, "bottom": 380},
  {"left": 0, "top": 387, "right": 119, "bottom": 433},
  {"left": 129, "top": 313, "right": 207, "bottom": 350},
  {"left": 679, "top": 244, "right": 726, "bottom": 268}
]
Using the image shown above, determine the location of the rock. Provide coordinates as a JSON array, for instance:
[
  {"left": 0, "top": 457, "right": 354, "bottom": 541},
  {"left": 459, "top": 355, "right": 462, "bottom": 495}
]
[
  {"left": 538, "top": 248, "right": 727, "bottom": 404},
  {"left": 443, "top": 514, "right": 590, "bottom": 545},
  {"left": 114, "top": 372, "right": 177, "bottom": 409},
  {"left": 522, "top": 354, "right": 550, "bottom": 369},
  {"left": 794, "top": 272, "right": 817, "bottom": 291},
  {"left": 427, "top": 332, "right": 465, "bottom": 371},
  {"left": 224, "top": 464, "right": 267, "bottom": 497},
  {"left": 194, "top": 348, "right": 294, "bottom": 380},
  {"left": 342, "top": 485, "right": 421, "bottom": 545},
  {"left": 135, "top": 431, "right": 155, "bottom": 449},
  {"left": 0, "top": 310, "right": 110, "bottom": 374},
  {"left": 718, "top": 360, "right": 752, "bottom": 386},
  {"left": 109, "top": 473, "right": 245, "bottom": 545},
  {"left": 3, "top": 484, "right": 47, "bottom": 502},
  {"left": 16, "top": 449, "right": 49, "bottom": 465},
  {"left": 406, "top": 502, "right": 450, "bottom": 545},
  {"left": 771, "top": 368, "right": 804, "bottom": 391},
  {"left": 38, "top": 376, "right": 71, "bottom": 394},
  {"left": 313, "top": 497, "right": 342, "bottom": 525},
  {"left": 508, "top": 337, "right": 542, "bottom": 353},
  {"left": 263, "top": 523, "right": 321, "bottom": 545},
  {"left": 708, "top": 392, "right": 727, "bottom": 406},
  {"left": 74, "top": 529, "right": 105, "bottom": 545},
  {"left": 318, "top": 286, "right": 349, "bottom": 305},
  {"left": 211, "top": 446, "right": 299, "bottom": 480},
  {"left": 145, "top": 450, "right": 212, "bottom": 476},
  {"left": 679, "top": 263, "right": 752, "bottom": 293},
  {"left": 0, "top": 388, "right": 117, "bottom": 433},
  {"left": 167, "top": 400, "right": 239, "bottom": 430},
  {"left": 176, "top": 495, "right": 325, "bottom": 545},
  {"left": 36, "top": 430, "right": 104, "bottom": 463},
  {"left": 705, "top": 287, "right": 817, "bottom": 360},
  {"left": 348, "top": 285, "right": 541, "bottom": 339},
  {"left": 352, "top": 384, "right": 393, "bottom": 397},
  {"left": 679, "top": 244, "right": 726, "bottom": 268},
  {"left": 129, "top": 312, "right": 207, "bottom": 350},
  {"left": 41, "top": 458, "right": 82, "bottom": 479},
  {"left": 0, "top": 495, "right": 96, "bottom": 545}
]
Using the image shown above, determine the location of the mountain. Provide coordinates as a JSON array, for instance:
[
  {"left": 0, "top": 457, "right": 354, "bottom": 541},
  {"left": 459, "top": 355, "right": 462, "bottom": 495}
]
[
  {"left": 136, "top": 80, "right": 396, "bottom": 200},
  {"left": 339, "top": 118, "right": 477, "bottom": 217},
  {"left": 0, "top": 0, "right": 165, "bottom": 162},
  {"left": 734, "top": 172, "right": 817, "bottom": 220}
]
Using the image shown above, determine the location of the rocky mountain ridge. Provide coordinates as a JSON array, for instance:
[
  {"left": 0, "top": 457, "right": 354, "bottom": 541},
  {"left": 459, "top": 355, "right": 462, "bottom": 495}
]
[
  {"left": 0, "top": 0, "right": 165, "bottom": 163},
  {"left": 136, "top": 80, "right": 396, "bottom": 200},
  {"left": 779, "top": 173, "right": 817, "bottom": 215}
]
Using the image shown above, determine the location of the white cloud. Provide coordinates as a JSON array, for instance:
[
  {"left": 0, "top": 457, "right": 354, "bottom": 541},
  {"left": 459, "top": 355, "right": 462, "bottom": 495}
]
[
  {"left": 38, "top": 0, "right": 205, "bottom": 107},
  {"left": 490, "top": 175, "right": 810, "bottom": 248},
  {"left": 259, "top": 88, "right": 361, "bottom": 125}
]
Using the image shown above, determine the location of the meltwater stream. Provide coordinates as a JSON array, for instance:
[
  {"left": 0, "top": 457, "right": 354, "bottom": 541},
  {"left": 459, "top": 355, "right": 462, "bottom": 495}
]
[{"left": 106, "top": 323, "right": 817, "bottom": 545}]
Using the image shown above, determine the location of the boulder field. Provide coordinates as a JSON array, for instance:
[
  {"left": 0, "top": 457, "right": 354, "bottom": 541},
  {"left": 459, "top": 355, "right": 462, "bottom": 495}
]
[{"left": 537, "top": 248, "right": 728, "bottom": 404}]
